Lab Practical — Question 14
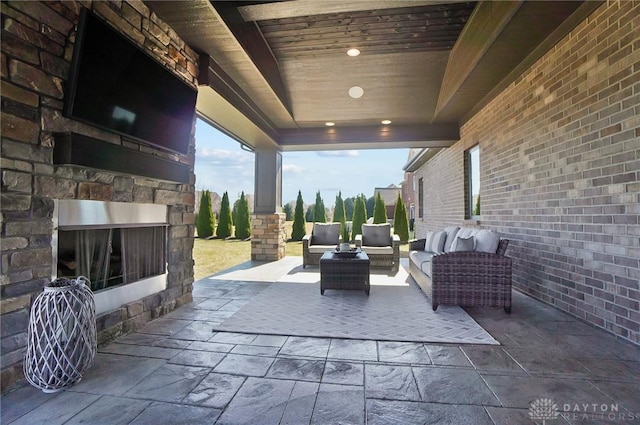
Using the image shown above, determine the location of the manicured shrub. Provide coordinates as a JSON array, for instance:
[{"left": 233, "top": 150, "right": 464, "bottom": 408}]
[
  {"left": 305, "top": 205, "right": 315, "bottom": 222},
  {"left": 196, "top": 190, "right": 215, "bottom": 238},
  {"left": 344, "top": 197, "right": 356, "bottom": 220},
  {"left": 234, "top": 191, "right": 251, "bottom": 240},
  {"left": 217, "top": 191, "right": 233, "bottom": 239},
  {"left": 373, "top": 192, "right": 388, "bottom": 224},
  {"left": 313, "top": 191, "right": 327, "bottom": 222},
  {"left": 474, "top": 195, "right": 481, "bottom": 216},
  {"left": 393, "top": 193, "right": 410, "bottom": 242},
  {"left": 332, "top": 191, "right": 349, "bottom": 242},
  {"left": 291, "top": 190, "right": 306, "bottom": 241},
  {"left": 366, "top": 196, "right": 375, "bottom": 219},
  {"left": 351, "top": 195, "right": 367, "bottom": 238},
  {"left": 283, "top": 203, "right": 293, "bottom": 221}
]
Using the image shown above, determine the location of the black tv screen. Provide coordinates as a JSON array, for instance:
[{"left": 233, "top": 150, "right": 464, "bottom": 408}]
[{"left": 64, "top": 9, "right": 197, "bottom": 155}]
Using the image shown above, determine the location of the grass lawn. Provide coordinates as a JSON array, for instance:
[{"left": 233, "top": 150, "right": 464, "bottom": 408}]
[{"left": 192, "top": 221, "right": 410, "bottom": 280}]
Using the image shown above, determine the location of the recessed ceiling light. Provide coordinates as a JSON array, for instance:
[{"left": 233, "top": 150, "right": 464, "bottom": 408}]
[
  {"left": 347, "top": 48, "right": 360, "bottom": 57},
  {"left": 381, "top": 120, "right": 392, "bottom": 125},
  {"left": 348, "top": 86, "right": 364, "bottom": 99},
  {"left": 325, "top": 122, "right": 335, "bottom": 127}
]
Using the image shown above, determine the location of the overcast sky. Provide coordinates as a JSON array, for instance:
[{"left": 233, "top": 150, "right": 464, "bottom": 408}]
[{"left": 194, "top": 118, "right": 409, "bottom": 205}]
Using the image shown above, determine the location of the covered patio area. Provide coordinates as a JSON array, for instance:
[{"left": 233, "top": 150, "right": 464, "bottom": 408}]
[{"left": 3, "top": 260, "right": 639, "bottom": 425}]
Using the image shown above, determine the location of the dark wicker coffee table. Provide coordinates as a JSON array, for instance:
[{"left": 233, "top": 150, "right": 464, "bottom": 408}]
[{"left": 320, "top": 250, "right": 370, "bottom": 295}]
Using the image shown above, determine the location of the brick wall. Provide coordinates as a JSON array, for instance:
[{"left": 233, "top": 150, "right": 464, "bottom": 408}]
[
  {"left": 413, "top": 1, "right": 639, "bottom": 345},
  {"left": 1, "top": 0, "right": 198, "bottom": 391}
]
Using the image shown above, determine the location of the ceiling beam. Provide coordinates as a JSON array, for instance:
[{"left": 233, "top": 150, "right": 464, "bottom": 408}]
[
  {"left": 199, "top": 54, "right": 279, "bottom": 142},
  {"left": 277, "top": 124, "right": 460, "bottom": 151},
  {"left": 435, "top": 1, "right": 523, "bottom": 119},
  {"left": 238, "top": 0, "right": 465, "bottom": 21},
  {"left": 211, "top": 1, "right": 292, "bottom": 116}
]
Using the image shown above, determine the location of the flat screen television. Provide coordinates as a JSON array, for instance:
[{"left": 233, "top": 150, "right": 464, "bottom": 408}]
[{"left": 64, "top": 9, "right": 197, "bottom": 155}]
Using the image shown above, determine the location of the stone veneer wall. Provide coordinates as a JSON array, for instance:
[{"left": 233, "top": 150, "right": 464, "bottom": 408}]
[
  {"left": 1, "top": 0, "right": 198, "bottom": 391},
  {"left": 413, "top": 1, "right": 639, "bottom": 345},
  {"left": 251, "top": 213, "right": 286, "bottom": 261}
]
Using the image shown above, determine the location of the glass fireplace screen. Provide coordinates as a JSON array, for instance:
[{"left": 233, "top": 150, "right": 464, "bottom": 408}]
[{"left": 57, "top": 226, "right": 167, "bottom": 292}]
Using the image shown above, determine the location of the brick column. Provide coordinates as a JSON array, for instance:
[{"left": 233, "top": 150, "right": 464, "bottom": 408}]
[{"left": 251, "top": 213, "right": 286, "bottom": 261}]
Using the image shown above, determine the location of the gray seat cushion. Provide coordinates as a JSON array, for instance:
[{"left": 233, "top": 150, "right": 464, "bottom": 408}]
[
  {"left": 312, "top": 223, "right": 340, "bottom": 245},
  {"left": 361, "top": 223, "right": 391, "bottom": 247}
]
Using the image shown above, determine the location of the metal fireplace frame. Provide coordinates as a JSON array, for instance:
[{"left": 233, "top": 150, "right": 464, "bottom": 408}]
[{"left": 52, "top": 200, "right": 169, "bottom": 315}]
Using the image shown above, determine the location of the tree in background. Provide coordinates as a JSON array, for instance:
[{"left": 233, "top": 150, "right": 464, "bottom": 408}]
[
  {"left": 332, "top": 191, "right": 349, "bottom": 242},
  {"left": 344, "top": 197, "right": 356, "bottom": 220},
  {"left": 305, "top": 205, "right": 315, "bottom": 222},
  {"left": 217, "top": 191, "right": 233, "bottom": 238},
  {"left": 366, "top": 196, "right": 375, "bottom": 219},
  {"left": 351, "top": 195, "right": 367, "bottom": 238},
  {"left": 373, "top": 192, "right": 388, "bottom": 224},
  {"left": 235, "top": 191, "right": 251, "bottom": 240},
  {"left": 196, "top": 190, "right": 215, "bottom": 238},
  {"left": 473, "top": 195, "right": 481, "bottom": 216},
  {"left": 291, "top": 190, "right": 306, "bottom": 241},
  {"left": 283, "top": 203, "right": 293, "bottom": 221},
  {"left": 313, "top": 191, "right": 327, "bottom": 222},
  {"left": 393, "top": 193, "right": 410, "bottom": 242}
]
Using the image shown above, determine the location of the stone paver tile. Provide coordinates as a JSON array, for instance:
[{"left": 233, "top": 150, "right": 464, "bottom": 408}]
[
  {"left": 576, "top": 358, "right": 640, "bottom": 382},
  {"left": 413, "top": 367, "right": 500, "bottom": 406},
  {"left": 216, "top": 377, "right": 296, "bottom": 425},
  {"left": 549, "top": 335, "right": 640, "bottom": 361},
  {"left": 281, "top": 381, "right": 319, "bottom": 425},
  {"left": 98, "top": 342, "right": 181, "bottom": 360},
  {"left": 138, "top": 318, "right": 192, "bottom": 336},
  {"left": 485, "top": 406, "right": 570, "bottom": 425},
  {"left": 183, "top": 372, "right": 246, "bottom": 408},
  {"left": 69, "top": 353, "right": 165, "bottom": 396},
  {"left": 365, "top": 364, "right": 420, "bottom": 401},
  {"left": 218, "top": 299, "right": 251, "bottom": 311},
  {"left": 461, "top": 346, "right": 526, "bottom": 374},
  {"left": 213, "top": 353, "right": 274, "bottom": 377},
  {"left": 170, "top": 321, "right": 220, "bottom": 341},
  {"left": 130, "top": 402, "right": 221, "bottom": 425},
  {"left": 483, "top": 375, "right": 617, "bottom": 409},
  {"left": 168, "top": 350, "right": 226, "bottom": 368},
  {"left": 193, "top": 298, "right": 232, "bottom": 310},
  {"left": 65, "top": 395, "right": 150, "bottom": 425},
  {"left": 166, "top": 307, "right": 235, "bottom": 322},
  {"left": 322, "top": 361, "right": 364, "bottom": 386},
  {"left": 191, "top": 287, "right": 234, "bottom": 298},
  {"left": 124, "top": 364, "right": 210, "bottom": 403},
  {"left": 222, "top": 284, "right": 270, "bottom": 299},
  {"left": 506, "top": 348, "right": 591, "bottom": 377},
  {"left": 0, "top": 384, "right": 58, "bottom": 424},
  {"left": 366, "top": 399, "right": 494, "bottom": 425},
  {"left": 266, "top": 358, "right": 325, "bottom": 382},
  {"left": 424, "top": 345, "right": 472, "bottom": 367},
  {"left": 231, "top": 344, "right": 280, "bottom": 357},
  {"left": 311, "top": 383, "right": 365, "bottom": 425},
  {"left": 591, "top": 381, "right": 640, "bottom": 413},
  {"left": 209, "top": 332, "right": 258, "bottom": 345},
  {"left": 7, "top": 391, "right": 100, "bottom": 425},
  {"left": 187, "top": 341, "right": 235, "bottom": 353},
  {"left": 327, "top": 339, "right": 377, "bottom": 361},
  {"left": 252, "top": 334, "right": 288, "bottom": 347},
  {"left": 280, "top": 336, "right": 331, "bottom": 358},
  {"left": 377, "top": 341, "right": 431, "bottom": 364}
]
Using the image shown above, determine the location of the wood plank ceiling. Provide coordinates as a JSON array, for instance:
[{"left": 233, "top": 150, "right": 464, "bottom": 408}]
[{"left": 146, "top": 0, "right": 600, "bottom": 151}]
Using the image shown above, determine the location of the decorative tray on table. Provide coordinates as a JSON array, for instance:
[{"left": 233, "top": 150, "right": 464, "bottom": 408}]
[{"left": 331, "top": 248, "right": 360, "bottom": 258}]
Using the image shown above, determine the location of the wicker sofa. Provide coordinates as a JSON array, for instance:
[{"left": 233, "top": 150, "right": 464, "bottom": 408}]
[
  {"left": 409, "top": 227, "right": 512, "bottom": 313},
  {"left": 354, "top": 223, "right": 400, "bottom": 272},
  {"left": 302, "top": 223, "right": 342, "bottom": 268}
]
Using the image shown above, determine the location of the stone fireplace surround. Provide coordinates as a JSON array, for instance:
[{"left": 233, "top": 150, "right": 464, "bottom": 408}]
[{"left": 1, "top": 1, "right": 198, "bottom": 391}]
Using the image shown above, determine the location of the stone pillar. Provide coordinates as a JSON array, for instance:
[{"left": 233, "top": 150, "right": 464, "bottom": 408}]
[
  {"left": 251, "top": 213, "right": 286, "bottom": 261},
  {"left": 252, "top": 147, "right": 286, "bottom": 261}
]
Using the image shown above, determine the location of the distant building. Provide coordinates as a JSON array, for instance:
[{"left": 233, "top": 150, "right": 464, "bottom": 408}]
[{"left": 401, "top": 149, "right": 419, "bottom": 224}]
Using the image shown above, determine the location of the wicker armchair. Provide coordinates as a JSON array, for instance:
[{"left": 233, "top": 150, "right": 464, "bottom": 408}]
[
  {"left": 302, "top": 223, "right": 342, "bottom": 268},
  {"left": 409, "top": 235, "right": 512, "bottom": 313},
  {"left": 354, "top": 223, "right": 400, "bottom": 272}
]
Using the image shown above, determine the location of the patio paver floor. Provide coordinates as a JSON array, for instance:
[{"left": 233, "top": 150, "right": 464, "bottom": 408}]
[{"left": 2, "top": 260, "right": 639, "bottom": 425}]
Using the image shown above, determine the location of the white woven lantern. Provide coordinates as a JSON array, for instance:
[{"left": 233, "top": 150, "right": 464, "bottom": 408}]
[{"left": 24, "top": 276, "right": 97, "bottom": 393}]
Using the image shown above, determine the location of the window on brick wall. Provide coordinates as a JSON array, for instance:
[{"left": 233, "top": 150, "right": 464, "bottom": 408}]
[
  {"left": 418, "top": 178, "right": 424, "bottom": 218},
  {"left": 465, "top": 145, "right": 480, "bottom": 218}
]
